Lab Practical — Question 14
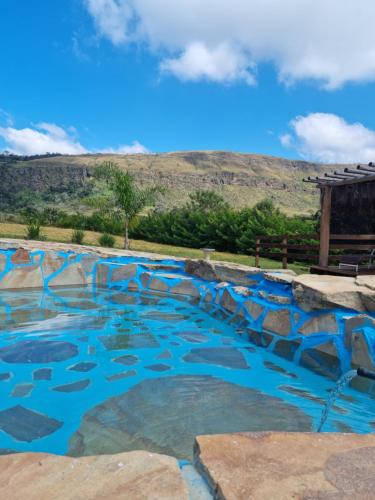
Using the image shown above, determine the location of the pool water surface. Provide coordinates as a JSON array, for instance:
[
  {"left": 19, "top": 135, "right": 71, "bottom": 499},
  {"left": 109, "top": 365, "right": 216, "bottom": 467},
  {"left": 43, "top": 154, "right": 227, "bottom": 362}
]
[{"left": 0, "top": 286, "right": 374, "bottom": 460}]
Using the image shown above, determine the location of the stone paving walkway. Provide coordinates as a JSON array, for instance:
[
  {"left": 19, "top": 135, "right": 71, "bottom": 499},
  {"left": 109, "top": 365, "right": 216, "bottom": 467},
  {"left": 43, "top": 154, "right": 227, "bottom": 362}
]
[
  {"left": 0, "top": 450, "right": 189, "bottom": 500},
  {"left": 4, "top": 432, "right": 375, "bottom": 499},
  {"left": 195, "top": 431, "right": 375, "bottom": 499}
]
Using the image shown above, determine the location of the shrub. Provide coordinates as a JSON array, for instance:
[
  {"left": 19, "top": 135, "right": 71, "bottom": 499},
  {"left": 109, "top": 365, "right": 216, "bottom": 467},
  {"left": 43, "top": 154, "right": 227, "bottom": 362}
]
[
  {"left": 25, "top": 221, "right": 45, "bottom": 241},
  {"left": 99, "top": 233, "right": 115, "bottom": 247},
  {"left": 133, "top": 194, "right": 316, "bottom": 256},
  {"left": 71, "top": 229, "right": 85, "bottom": 245}
]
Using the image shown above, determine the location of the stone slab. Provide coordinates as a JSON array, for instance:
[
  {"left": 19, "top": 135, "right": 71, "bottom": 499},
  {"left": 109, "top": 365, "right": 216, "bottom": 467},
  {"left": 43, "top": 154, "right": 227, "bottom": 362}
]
[
  {"left": 69, "top": 376, "right": 310, "bottom": 460},
  {"left": 262, "top": 308, "right": 292, "bottom": 336},
  {"left": 48, "top": 262, "right": 87, "bottom": 287},
  {"left": 263, "top": 271, "right": 296, "bottom": 284},
  {"left": 10, "top": 248, "right": 31, "bottom": 264},
  {"left": 0, "top": 265, "right": 44, "bottom": 290},
  {"left": 0, "top": 406, "right": 62, "bottom": 442},
  {"left": 0, "top": 253, "right": 7, "bottom": 273},
  {"left": 41, "top": 251, "right": 65, "bottom": 278},
  {"left": 356, "top": 275, "right": 375, "bottom": 291},
  {"left": 185, "top": 260, "right": 258, "bottom": 286},
  {"left": 110, "top": 263, "right": 138, "bottom": 282},
  {"left": 195, "top": 431, "right": 375, "bottom": 500},
  {"left": 0, "top": 451, "right": 188, "bottom": 500},
  {"left": 293, "top": 274, "right": 375, "bottom": 313},
  {"left": 298, "top": 313, "right": 338, "bottom": 335},
  {"left": 170, "top": 280, "right": 200, "bottom": 297}
]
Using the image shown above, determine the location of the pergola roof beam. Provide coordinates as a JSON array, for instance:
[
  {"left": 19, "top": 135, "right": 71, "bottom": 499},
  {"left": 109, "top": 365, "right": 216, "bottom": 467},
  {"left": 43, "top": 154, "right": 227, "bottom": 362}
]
[
  {"left": 315, "top": 177, "right": 334, "bottom": 183},
  {"left": 344, "top": 168, "right": 369, "bottom": 176},
  {"left": 303, "top": 179, "right": 321, "bottom": 184},
  {"left": 303, "top": 176, "right": 327, "bottom": 184},
  {"left": 357, "top": 166, "right": 375, "bottom": 173},
  {"left": 333, "top": 171, "right": 358, "bottom": 178},
  {"left": 303, "top": 163, "right": 375, "bottom": 186},
  {"left": 324, "top": 174, "right": 351, "bottom": 180}
]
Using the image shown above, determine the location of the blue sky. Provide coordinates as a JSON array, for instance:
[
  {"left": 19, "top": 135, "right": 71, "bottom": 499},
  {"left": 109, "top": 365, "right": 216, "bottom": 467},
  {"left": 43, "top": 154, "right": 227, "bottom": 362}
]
[{"left": 1, "top": 0, "right": 375, "bottom": 162}]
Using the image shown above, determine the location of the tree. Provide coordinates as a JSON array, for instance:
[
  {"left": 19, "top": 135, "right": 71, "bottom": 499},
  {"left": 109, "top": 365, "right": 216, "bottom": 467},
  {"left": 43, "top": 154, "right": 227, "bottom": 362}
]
[
  {"left": 188, "top": 190, "right": 229, "bottom": 212},
  {"left": 92, "top": 161, "right": 160, "bottom": 250}
]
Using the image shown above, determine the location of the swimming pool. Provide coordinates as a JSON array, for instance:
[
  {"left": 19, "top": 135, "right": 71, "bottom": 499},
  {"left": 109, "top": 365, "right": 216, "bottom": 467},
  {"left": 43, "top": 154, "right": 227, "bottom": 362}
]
[{"left": 0, "top": 285, "right": 374, "bottom": 460}]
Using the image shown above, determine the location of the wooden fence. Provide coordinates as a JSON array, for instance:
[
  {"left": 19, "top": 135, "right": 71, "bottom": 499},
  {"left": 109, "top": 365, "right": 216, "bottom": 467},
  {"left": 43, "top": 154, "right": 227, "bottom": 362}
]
[{"left": 254, "top": 234, "right": 375, "bottom": 269}]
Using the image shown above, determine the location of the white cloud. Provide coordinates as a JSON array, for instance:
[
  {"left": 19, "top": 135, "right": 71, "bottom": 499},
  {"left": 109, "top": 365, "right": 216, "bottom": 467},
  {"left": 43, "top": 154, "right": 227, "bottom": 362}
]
[
  {"left": 100, "top": 140, "right": 150, "bottom": 154},
  {"left": 280, "top": 133, "right": 293, "bottom": 149},
  {"left": 0, "top": 120, "right": 149, "bottom": 156},
  {"left": 160, "top": 41, "right": 255, "bottom": 85},
  {"left": 0, "top": 123, "right": 87, "bottom": 155},
  {"left": 281, "top": 113, "right": 375, "bottom": 163},
  {"left": 83, "top": 0, "right": 375, "bottom": 88},
  {"left": 84, "top": 0, "right": 133, "bottom": 45}
]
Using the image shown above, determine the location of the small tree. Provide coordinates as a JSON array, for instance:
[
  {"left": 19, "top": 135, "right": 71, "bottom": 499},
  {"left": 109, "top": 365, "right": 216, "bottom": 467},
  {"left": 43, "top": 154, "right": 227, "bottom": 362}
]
[
  {"left": 92, "top": 161, "right": 160, "bottom": 250},
  {"left": 21, "top": 208, "right": 46, "bottom": 241},
  {"left": 188, "top": 190, "right": 229, "bottom": 212}
]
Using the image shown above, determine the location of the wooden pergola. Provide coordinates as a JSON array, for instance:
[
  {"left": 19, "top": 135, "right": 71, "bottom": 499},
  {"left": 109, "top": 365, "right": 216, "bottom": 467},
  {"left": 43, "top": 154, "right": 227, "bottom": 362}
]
[{"left": 304, "top": 162, "right": 375, "bottom": 275}]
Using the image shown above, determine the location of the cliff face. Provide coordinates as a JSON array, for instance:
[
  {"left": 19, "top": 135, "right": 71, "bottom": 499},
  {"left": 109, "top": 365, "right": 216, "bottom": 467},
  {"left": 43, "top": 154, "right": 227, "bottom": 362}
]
[
  {"left": 0, "top": 163, "right": 90, "bottom": 193},
  {"left": 0, "top": 151, "right": 347, "bottom": 214}
]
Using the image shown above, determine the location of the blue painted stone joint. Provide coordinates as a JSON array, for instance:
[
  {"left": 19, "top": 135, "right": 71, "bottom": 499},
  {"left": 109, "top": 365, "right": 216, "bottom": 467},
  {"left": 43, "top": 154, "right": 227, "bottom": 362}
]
[{"left": 0, "top": 248, "right": 374, "bottom": 378}]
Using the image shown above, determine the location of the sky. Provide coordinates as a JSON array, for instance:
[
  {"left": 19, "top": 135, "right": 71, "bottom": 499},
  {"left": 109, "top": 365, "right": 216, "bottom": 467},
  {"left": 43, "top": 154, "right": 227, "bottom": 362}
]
[{"left": 1, "top": 0, "right": 375, "bottom": 163}]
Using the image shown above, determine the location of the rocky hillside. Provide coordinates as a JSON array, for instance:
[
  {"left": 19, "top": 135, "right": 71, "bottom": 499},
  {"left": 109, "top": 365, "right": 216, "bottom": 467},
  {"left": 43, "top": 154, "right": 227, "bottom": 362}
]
[{"left": 0, "top": 151, "right": 348, "bottom": 214}]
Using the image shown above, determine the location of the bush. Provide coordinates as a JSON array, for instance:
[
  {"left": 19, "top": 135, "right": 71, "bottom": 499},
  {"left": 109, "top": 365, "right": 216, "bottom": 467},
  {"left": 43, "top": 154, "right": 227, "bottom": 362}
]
[
  {"left": 133, "top": 192, "right": 316, "bottom": 255},
  {"left": 99, "top": 233, "right": 115, "bottom": 247},
  {"left": 25, "top": 221, "right": 45, "bottom": 241},
  {"left": 71, "top": 229, "right": 85, "bottom": 245}
]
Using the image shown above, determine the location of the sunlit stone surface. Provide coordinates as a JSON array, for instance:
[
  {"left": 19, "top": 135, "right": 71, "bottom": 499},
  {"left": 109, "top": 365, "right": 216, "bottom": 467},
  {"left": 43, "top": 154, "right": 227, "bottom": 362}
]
[
  {"left": 195, "top": 432, "right": 375, "bottom": 500},
  {"left": 0, "top": 451, "right": 189, "bottom": 500}
]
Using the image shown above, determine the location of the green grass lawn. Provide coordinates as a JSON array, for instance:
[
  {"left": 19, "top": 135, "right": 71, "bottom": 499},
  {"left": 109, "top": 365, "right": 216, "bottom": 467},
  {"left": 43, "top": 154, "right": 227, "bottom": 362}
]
[{"left": 0, "top": 222, "right": 308, "bottom": 274}]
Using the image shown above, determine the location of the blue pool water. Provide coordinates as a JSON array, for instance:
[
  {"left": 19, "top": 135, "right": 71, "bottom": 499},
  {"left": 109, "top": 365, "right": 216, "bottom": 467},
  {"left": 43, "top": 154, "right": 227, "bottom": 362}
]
[{"left": 0, "top": 285, "right": 374, "bottom": 460}]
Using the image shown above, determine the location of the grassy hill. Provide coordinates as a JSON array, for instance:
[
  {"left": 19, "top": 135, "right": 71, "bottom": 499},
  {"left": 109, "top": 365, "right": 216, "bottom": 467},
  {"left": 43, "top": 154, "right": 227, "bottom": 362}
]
[{"left": 0, "top": 151, "right": 350, "bottom": 215}]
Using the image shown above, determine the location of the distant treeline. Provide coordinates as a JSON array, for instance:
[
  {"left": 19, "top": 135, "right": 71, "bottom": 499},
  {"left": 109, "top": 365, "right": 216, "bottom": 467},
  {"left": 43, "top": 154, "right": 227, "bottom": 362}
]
[
  {"left": 0, "top": 152, "right": 63, "bottom": 164},
  {"left": 14, "top": 190, "right": 317, "bottom": 255}
]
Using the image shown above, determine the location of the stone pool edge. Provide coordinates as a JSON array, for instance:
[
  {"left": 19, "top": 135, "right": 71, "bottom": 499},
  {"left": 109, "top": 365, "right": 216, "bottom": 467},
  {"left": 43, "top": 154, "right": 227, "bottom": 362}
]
[
  {"left": 1, "top": 239, "right": 375, "bottom": 383},
  {"left": 2, "top": 431, "right": 375, "bottom": 499}
]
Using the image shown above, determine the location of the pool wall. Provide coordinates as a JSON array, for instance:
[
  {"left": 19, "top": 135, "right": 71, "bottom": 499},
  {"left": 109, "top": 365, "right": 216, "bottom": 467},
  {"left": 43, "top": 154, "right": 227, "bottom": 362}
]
[{"left": 1, "top": 246, "right": 375, "bottom": 381}]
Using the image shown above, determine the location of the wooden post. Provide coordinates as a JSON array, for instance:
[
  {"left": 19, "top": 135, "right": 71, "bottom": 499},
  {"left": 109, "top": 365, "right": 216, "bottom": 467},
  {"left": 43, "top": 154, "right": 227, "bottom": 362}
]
[
  {"left": 282, "top": 236, "right": 288, "bottom": 269},
  {"left": 319, "top": 186, "right": 332, "bottom": 267},
  {"left": 255, "top": 238, "right": 260, "bottom": 268}
]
